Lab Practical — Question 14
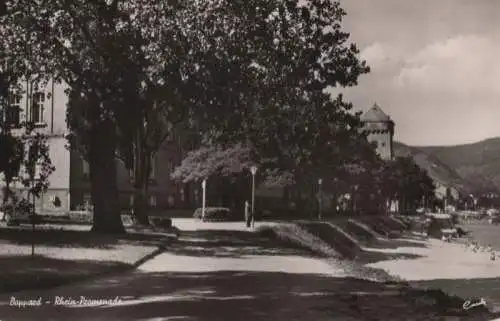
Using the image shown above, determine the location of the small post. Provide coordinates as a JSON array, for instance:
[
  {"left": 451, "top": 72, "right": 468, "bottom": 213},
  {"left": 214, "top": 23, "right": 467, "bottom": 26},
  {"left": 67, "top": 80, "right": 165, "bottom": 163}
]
[
  {"left": 250, "top": 166, "right": 258, "bottom": 228},
  {"left": 318, "top": 178, "right": 323, "bottom": 220},
  {"left": 201, "top": 179, "right": 207, "bottom": 221},
  {"left": 31, "top": 188, "right": 35, "bottom": 259}
]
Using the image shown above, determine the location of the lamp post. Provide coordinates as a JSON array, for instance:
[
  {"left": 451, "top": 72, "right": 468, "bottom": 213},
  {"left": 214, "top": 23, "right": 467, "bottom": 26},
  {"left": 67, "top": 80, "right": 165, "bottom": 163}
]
[
  {"left": 201, "top": 179, "right": 207, "bottom": 220},
  {"left": 318, "top": 178, "right": 323, "bottom": 220},
  {"left": 250, "top": 166, "right": 258, "bottom": 228}
]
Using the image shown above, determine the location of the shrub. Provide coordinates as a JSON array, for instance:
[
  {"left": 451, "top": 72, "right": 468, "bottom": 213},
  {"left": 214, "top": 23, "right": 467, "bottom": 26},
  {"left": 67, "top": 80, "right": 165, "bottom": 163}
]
[
  {"left": 193, "top": 207, "right": 233, "bottom": 222},
  {"left": 3, "top": 201, "right": 44, "bottom": 226}
]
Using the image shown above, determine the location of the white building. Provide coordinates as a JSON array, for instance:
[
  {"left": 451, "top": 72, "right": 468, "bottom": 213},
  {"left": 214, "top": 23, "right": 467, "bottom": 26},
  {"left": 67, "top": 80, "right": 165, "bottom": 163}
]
[{"left": 0, "top": 79, "right": 71, "bottom": 213}]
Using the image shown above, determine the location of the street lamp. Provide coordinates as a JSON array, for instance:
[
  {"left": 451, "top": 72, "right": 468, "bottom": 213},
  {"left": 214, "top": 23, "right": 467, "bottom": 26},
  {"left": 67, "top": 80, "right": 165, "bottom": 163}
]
[
  {"left": 250, "top": 166, "right": 258, "bottom": 228},
  {"left": 318, "top": 178, "right": 323, "bottom": 220},
  {"left": 201, "top": 179, "right": 207, "bottom": 220}
]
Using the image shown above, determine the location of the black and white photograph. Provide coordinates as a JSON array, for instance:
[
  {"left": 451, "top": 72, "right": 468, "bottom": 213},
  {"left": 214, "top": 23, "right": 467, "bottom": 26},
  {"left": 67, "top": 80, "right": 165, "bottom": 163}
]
[{"left": 1, "top": 0, "right": 500, "bottom": 320}]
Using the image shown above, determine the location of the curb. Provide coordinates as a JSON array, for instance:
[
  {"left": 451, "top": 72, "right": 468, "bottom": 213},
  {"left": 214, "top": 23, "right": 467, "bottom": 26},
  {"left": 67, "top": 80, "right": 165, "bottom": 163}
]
[{"left": 131, "top": 242, "right": 168, "bottom": 268}]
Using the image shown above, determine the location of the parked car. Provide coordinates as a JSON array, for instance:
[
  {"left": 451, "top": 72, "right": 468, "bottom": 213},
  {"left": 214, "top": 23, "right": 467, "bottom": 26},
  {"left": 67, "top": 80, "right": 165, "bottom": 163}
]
[
  {"left": 193, "top": 207, "right": 233, "bottom": 222},
  {"left": 489, "top": 215, "right": 500, "bottom": 225},
  {"left": 487, "top": 208, "right": 500, "bottom": 217}
]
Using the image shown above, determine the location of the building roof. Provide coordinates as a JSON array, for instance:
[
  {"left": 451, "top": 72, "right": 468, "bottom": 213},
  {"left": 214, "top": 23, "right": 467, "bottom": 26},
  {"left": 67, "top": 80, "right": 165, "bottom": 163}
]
[{"left": 360, "top": 103, "right": 391, "bottom": 122}]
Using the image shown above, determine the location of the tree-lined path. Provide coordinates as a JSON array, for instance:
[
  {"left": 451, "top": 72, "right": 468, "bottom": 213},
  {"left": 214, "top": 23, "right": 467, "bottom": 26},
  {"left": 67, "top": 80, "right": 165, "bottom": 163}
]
[
  {"left": 0, "top": 221, "right": 433, "bottom": 321},
  {"left": 0, "top": 222, "right": 347, "bottom": 321}
]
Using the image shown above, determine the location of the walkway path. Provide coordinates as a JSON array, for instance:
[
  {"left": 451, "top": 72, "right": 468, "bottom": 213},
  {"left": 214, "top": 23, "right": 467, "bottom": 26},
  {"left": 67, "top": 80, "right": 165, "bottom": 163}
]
[
  {"left": 0, "top": 219, "right": 493, "bottom": 320},
  {"left": 0, "top": 220, "right": 351, "bottom": 321}
]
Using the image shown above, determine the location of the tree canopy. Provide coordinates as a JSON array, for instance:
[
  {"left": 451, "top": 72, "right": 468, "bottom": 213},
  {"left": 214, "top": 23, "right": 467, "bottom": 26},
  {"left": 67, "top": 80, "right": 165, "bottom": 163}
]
[
  {"left": 2, "top": 0, "right": 374, "bottom": 227},
  {"left": 379, "top": 156, "right": 436, "bottom": 212}
]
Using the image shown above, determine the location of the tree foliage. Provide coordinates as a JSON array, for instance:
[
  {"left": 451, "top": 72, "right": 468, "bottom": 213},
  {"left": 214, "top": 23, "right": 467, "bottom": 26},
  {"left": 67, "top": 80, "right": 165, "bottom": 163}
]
[
  {"left": 2, "top": 0, "right": 372, "bottom": 225},
  {"left": 172, "top": 143, "right": 255, "bottom": 184},
  {"left": 379, "top": 156, "right": 436, "bottom": 212},
  {"left": 172, "top": 0, "right": 373, "bottom": 208},
  {"left": 1, "top": 0, "right": 194, "bottom": 232}
]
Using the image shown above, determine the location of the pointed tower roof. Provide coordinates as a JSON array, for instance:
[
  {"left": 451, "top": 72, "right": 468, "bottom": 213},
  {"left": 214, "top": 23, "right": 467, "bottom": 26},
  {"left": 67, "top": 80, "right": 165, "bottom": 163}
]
[{"left": 360, "top": 103, "right": 391, "bottom": 122}]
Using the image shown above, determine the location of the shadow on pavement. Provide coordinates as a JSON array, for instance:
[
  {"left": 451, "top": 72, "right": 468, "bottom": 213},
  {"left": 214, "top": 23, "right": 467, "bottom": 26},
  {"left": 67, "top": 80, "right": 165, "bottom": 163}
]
[
  {"left": 335, "top": 220, "right": 428, "bottom": 250},
  {"left": 1, "top": 271, "right": 499, "bottom": 321},
  {"left": 0, "top": 255, "right": 131, "bottom": 293},
  {"left": 166, "top": 229, "right": 424, "bottom": 265},
  {"left": 0, "top": 228, "right": 167, "bottom": 249},
  {"left": 166, "top": 229, "right": 310, "bottom": 258},
  {"left": 357, "top": 250, "right": 422, "bottom": 265},
  {"left": 411, "top": 277, "right": 500, "bottom": 313}
]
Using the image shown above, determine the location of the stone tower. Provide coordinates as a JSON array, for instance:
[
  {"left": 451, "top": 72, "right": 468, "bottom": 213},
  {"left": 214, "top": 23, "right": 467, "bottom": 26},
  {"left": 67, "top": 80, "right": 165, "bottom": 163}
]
[{"left": 360, "top": 103, "right": 395, "bottom": 161}]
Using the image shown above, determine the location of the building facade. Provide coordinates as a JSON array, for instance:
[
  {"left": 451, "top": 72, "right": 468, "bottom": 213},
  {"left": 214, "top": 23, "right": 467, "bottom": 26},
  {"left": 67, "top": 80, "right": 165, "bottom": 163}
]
[
  {"left": 1, "top": 81, "right": 193, "bottom": 214},
  {"left": 0, "top": 79, "right": 71, "bottom": 213},
  {"left": 69, "top": 133, "right": 193, "bottom": 213}
]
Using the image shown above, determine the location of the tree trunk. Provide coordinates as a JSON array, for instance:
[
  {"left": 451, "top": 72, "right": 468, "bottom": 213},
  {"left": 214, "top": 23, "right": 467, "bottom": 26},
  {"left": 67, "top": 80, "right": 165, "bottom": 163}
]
[
  {"left": 133, "top": 170, "right": 150, "bottom": 226},
  {"left": 89, "top": 120, "right": 125, "bottom": 234},
  {"left": 1, "top": 182, "right": 9, "bottom": 221},
  {"left": 132, "top": 159, "right": 150, "bottom": 226},
  {"left": 133, "top": 191, "right": 149, "bottom": 226}
]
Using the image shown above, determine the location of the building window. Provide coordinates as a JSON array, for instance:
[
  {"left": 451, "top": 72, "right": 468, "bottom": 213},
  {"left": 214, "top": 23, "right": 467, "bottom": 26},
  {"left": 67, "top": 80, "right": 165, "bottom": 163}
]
[
  {"left": 168, "top": 194, "right": 175, "bottom": 207},
  {"left": 5, "top": 93, "right": 21, "bottom": 126},
  {"left": 83, "top": 193, "right": 92, "bottom": 210},
  {"left": 35, "top": 161, "right": 43, "bottom": 180},
  {"left": 149, "top": 195, "right": 157, "bottom": 207},
  {"left": 129, "top": 194, "right": 134, "bottom": 207},
  {"left": 82, "top": 159, "right": 90, "bottom": 178},
  {"left": 193, "top": 189, "right": 199, "bottom": 204},
  {"left": 180, "top": 188, "right": 185, "bottom": 202},
  {"left": 149, "top": 155, "right": 156, "bottom": 180},
  {"left": 30, "top": 92, "right": 45, "bottom": 123},
  {"left": 166, "top": 122, "right": 175, "bottom": 142},
  {"left": 167, "top": 159, "right": 174, "bottom": 173}
]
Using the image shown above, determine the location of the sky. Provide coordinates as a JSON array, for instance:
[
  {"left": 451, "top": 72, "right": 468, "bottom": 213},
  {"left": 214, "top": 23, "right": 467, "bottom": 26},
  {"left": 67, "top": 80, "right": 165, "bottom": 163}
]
[{"left": 333, "top": 0, "right": 500, "bottom": 146}]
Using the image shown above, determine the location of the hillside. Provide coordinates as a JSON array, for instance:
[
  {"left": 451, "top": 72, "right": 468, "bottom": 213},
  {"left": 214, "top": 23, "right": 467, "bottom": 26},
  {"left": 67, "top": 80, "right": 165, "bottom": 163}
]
[
  {"left": 393, "top": 142, "right": 474, "bottom": 195},
  {"left": 416, "top": 138, "right": 500, "bottom": 194}
]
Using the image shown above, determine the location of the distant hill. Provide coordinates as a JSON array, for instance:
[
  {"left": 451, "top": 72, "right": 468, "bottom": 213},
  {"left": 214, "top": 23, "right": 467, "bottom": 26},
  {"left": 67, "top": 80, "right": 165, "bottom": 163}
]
[
  {"left": 415, "top": 138, "right": 500, "bottom": 194},
  {"left": 393, "top": 142, "right": 474, "bottom": 195}
]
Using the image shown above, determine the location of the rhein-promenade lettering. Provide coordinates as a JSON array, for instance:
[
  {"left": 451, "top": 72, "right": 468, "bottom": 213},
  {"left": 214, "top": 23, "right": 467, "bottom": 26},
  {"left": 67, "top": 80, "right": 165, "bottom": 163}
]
[{"left": 9, "top": 296, "right": 123, "bottom": 307}]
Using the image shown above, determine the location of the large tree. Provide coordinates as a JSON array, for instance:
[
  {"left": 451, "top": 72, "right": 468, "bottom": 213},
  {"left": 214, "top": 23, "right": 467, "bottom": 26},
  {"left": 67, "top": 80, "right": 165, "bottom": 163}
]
[
  {"left": 173, "top": 0, "right": 372, "bottom": 211},
  {"left": 2, "top": 0, "right": 370, "bottom": 230},
  {"left": 1, "top": 0, "right": 201, "bottom": 232}
]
